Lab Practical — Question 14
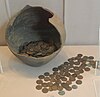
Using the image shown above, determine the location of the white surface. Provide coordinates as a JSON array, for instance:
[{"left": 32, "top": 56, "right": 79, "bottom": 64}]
[
  {"left": 0, "top": 45, "right": 99, "bottom": 97},
  {"left": 65, "top": 0, "right": 100, "bottom": 45}
]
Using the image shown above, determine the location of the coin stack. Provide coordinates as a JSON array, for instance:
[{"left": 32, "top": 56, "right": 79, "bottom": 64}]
[
  {"left": 36, "top": 54, "right": 96, "bottom": 95},
  {"left": 19, "top": 40, "right": 57, "bottom": 57}
]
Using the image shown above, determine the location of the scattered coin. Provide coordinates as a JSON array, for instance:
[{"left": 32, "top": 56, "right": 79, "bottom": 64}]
[
  {"left": 44, "top": 77, "right": 50, "bottom": 81},
  {"left": 88, "top": 56, "right": 94, "bottom": 59},
  {"left": 38, "top": 75, "right": 44, "bottom": 79},
  {"left": 65, "top": 86, "right": 72, "bottom": 91},
  {"left": 42, "top": 88, "right": 48, "bottom": 93},
  {"left": 57, "top": 86, "right": 63, "bottom": 91},
  {"left": 84, "top": 67, "right": 90, "bottom": 71},
  {"left": 44, "top": 72, "right": 50, "bottom": 76},
  {"left": 77, "top": 54, "right": 83, "bottom": 57},
  {"left": 36, "top": 85, "right": 42, "bottom": 90},
  {"left": 58, "top": 90, "right": 65, "bottom": 96},
  {"left": 77, "top": 75, "right": 83, "bottom": 79},
  {"left": 76, "top": 80, "right": 82, "bottom": 85},
  {"left": 51, "top": 85, "right": 58, "bottom": 91},
  {"left": 66, "top": 80, "right": 72, "bottom": 85},
  {"left": 36, "top": 80, "right": 43, "bottom": 84},
  {"left": 52, "top": 67, "right": 58, "bottom": 71},
  {"left": 72, "top": 85, "right": 78, "bottom": 89}
]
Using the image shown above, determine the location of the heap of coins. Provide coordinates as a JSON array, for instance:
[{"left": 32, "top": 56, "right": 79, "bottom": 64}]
[
  {"left": 36, "top": 54, "right": 96, "bottom": 95},
  {"left": 19, "top": 40, "right": 57, "bottom": 57}
]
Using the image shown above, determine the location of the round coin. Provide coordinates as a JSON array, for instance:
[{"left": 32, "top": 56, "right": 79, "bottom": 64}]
[
  {"left": 44, "top": 77, "right": 50, "bottom": 81},
  {"left": 44, "top": 72, "right": 50, "bottom": 76},
  {"left": 77, "top": 54, "right": 83, "bottom": 57},
  {"left": 51, "top": 85, "right": 58, "bottom": 91},
  {"left": 76, "top": 80, "right": 82, "bottom": 85},
  {"left": 66, "top": 80, "right": 72, "bottom": 85},
  {"left": 42, "top": 88, "right": 48, "bottom": 93},
  {"left": 36, "top": 85, "right": 42, "bottom": 90},
  {"left": 72, "top": 85, "right": 78, "bottom": 89},
  {"left": 52, "top": 67, "right": 58, "bottom": 71},
  {"left": 57, "top": 86, "right": 63, "bottom": 91},
  {"left": 36, "top": 80, "right": 43, "bottom": 84},
  {"left": 77, "top": 75, "right": 83, "bottom": 79},
  {"left": 58, "top": 90, "right": 65, "bottom": 96},
  {"left": 84, "top": 67, "right": 90, "bottom": 71},
  {"left": 88, "top": 56, "right": 94, "bottom": 59},
  {"left": 65, "top": 86, "right": 72, "bottom": 91},
  {"left": 38, "top": 75, "right": 44, "bottom": 79}
]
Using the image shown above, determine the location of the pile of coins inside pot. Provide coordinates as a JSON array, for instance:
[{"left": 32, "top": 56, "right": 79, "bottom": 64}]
[
  {"left": 19, "top": 40, "right": 58, "bottom": 58},
  {"left": 36, "top": 54, "right": 96, "bottom": 95}
]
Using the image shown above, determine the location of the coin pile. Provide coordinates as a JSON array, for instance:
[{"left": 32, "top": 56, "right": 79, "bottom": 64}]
[
  {"left": 36, "top": 54, "right": 96, "bottom": 95},
  {"left": 19, "top": 40, "right": 57, "bottom": 57}
]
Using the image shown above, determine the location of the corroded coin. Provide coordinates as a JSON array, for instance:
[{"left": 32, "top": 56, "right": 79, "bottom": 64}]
[
  {"left": 69, "top": 76, "right": 75, "bottom": 81},
  {"left": 77, "top": 75, "right": 83, "bottom": 79},
  {"left": 76, "top": 80, "right": 82, "bottom": 85},
  {"left": 72, "top": 74, "right": 77, "bottom": 77},
  {"left": 44, "top": 72, "right": 50, "bottom": 76},
  {"left": 69, "top": 69, "right": 75, "bottom": 73},
  {"left": 60, "top": 77, "right": 67, "bottom": 81},
  {"left": 51, "top": 85, "right": 58, "bottom": 91},
  {"left": 72, "top": 85, "right": 78, "bottom": 89},
  {"left": 75, "top": 71, "right": 80, "bottom": 75},
  {"left": 79, "top": 69, "right": 84, "bottom": 73},
  {"left": 65, "top": 86, "right": 72, "bottom": 91},
  {"left": 57, "top": 86, "right": 63, "bottom": 91},
  {"left": 48, "top": 82, "right": 53, "bottom": 87},
  {"left": 84, "top": 67, "right": 90, "bottom": 71},
  {"left": 77, "top": 54, "right": 83, "bottom": 57},
  {"left": 38, "top": 75, "right": 44, "bottom": 79},
  {"left": 65, "top": 72, "right": 71, "bottom": 77},
  {"left": 74, "top": 61, "right": 80, "bottom": 65},
  {"left": 66, "top": 80, "right": 72, "bottom": 85},
  {"left": 44, "top": 77, "right": 50, "bottom": 81},
  {"left": 52, "top": 67, "right": 58, "bottom": 71},
  {"left": 88, "top": 56, "right": 94, "bottom": 59},
  {"left": 42, "top": 83, "right": 48, "bottom": 87},
  {"left": 36, "top": 80, "right": 43, "bottom": 84},
  {"left": 74, "top": 66, "right": 79, "bottom": 70},
  {"left": 58, "top": 90, "right": 65, "bottom": 96},
  {"left": 36, "top": 85, "right": 42, "bottom": 90},
  {"left": 42, "top": 88, "right": 48, "bottom": 93}
]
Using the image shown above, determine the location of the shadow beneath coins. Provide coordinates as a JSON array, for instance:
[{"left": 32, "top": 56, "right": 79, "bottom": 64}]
[{"left": 8, "top": 48, "right": 68, "bottom": 78}]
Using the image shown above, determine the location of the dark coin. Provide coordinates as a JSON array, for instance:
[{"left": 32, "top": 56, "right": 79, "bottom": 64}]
[
  {"left": 77, "top": 75, "right": 83, "bottom": 79},
  {"left": 61, "top": 83, "right": 69, "bottom": 89},
  {"left": 74, "top": 66, "right": 79, "bottom": 70},
  {"left": 77, "top": 54, "right": 83, "bottom": 57},
  {"left": 42, "top": 88, "right": 48, "bottom": 93},
  {"left": 44, "top": 77, "right": 50, "bottom": 81},
  {"left": 72, "top": 85, "right": 78, "bottom": 89},
  {"left": 69, "top": 76, "right": 75, "bottom": 81},
  {"left": 49, "top": 74, "right": 54, "bottom": 78},
  {"left": 52, "top": 67, "right": 58, "bottom": 71},
  {"left": 84, "top": 67, "right": 90, "bottom": 71},
  {"left": 75, "top": 71, "right": 80, "bottom": 75},
  {"left": 50, "top": 78, "right": 56, "bottom": 82},
  {"left": 58, "top": 90, "right": 65, "bottom": 96},
  {"left": 36, "top": 80, "right": 43, "bottom": 84},
  {"left": 74, "top": 61, "right": 80, "bottom": 65},
  {"left": 64, "top": 62, "right": 69, "bottom": 65},
  {"left": 76, "top": 80, "right": 82, "bottom": 85},
  {"left": 65, "top": 72, "right": 71, "bottom": 77},
  {"left": 51, "top": 85, "right": 58, "bottom": 91},
  {"left": 60, "top": 77, "right": 67, "bottom": 81},
  {"left": 42, "top": 83, "right": 48, "bottom": 87},
  {"left": 48, "top": 82, "right": 53, "bottom": 87},
  {"left": 79, "top": 69, "right": 84, "bottom": 73},
  {"left": 57, "top": 86, "right": 63, "bottom": 91},
  {"left": 36, "top": 85, "right": 42, "bottom": 90},
  {"left": 66, "top": 81, "right": 72, "bottom": 85},
  {"left": 53, "top": 71, "right": 59, "bottom": 75},
  {"left": 69, "top": 69, "right": 75, "bottom": 73},
  {"left": 88, "top": 56, "right": 94, "bottom": 59},
  {"left": 82, "top": 61, "right": 86, "bottom": 64},
  {"left": 38, "top": 75, "right": 44, "bottom": 79},
  {"left": 55, "top": 75, "right": 61, "bottom": 80},
  {"left": 82, "top": 56, "right": 88, "bottom": 61},
  {"left": 65, "top": 86, "right": 72, "bottom": 91},
  {"left": 72, "top": 74, "right": 77, "bottom": 77},
  {"left": 79, "top": 64, "right": 85, "bottom": 70},
  {"left": 58, "top": 65, "right": 63, "bottom": 70},
  {"left": 44, "top": 72, "right": 50, "bottom": 76}
]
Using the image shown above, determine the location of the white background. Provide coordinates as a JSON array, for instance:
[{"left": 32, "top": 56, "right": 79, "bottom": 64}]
[{"left": 0, "top": 0, "right": 99, "bottom": 45}]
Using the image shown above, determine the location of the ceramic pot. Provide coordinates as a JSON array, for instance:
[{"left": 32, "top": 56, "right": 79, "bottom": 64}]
[{"left": 5, "top": 5, "right": 66, "bottom": 67}]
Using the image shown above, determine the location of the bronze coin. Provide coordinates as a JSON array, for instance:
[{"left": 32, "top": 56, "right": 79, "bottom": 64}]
[
  {"left": 65, "top": 72, "right": 71, "bottom": 77},
  {"left": 51, "top": 85, "right": 58, "bottom": 91},
  {"left": 57, "top": 86, "right": 63, "bottom": 91},
  {"left": 69, "top": 69, "right": 75, "bottom": 73},
  {"left": 44, "top": 72, "right": 50, "bottom": 76},
  {"left": 44, "top": 77, "right": 50, "bottom": 81},
  {"left": 36, "top": 80, "right": 43, "bottom": 84},
  {"left": 48, "top": 82, "right": 53, "bottom": 87},
  {"left": 72, "top": 85, "right": 78, "bottom": 89},
  {"left": 75, "top": 71, "right": 80, "bottom": 75},
  {"left": 69, "top": 76, "right": 75, "bottom": 81},
  {"left": 61, "top": 77, "right": 67, "bottom": 81},
  {"left": 64, "top": 62, "right": 69, "bottom": 65},
  {"left": 74, "top": 61, "right": 80, "bottom": 65},
  {"left": 74, "top": 66, "right": 79, "bottom": 70},
  {"left": 38, "top": 75, "right": 44, "bottom": 79},
  {"left": 56, "top": 79, "right": 61, "bottom": 84},
  {"left": 36, "top": 85, "right": 42, "bottom": 90},
  {"left": 52, "top": 67, "right": 58, "bottom": 71},
  {"left": 79, "top": 64, "right": 85, "bottom": 70},
  {"left": 49, "top": 74, "right": 54, "bottom": 78},
  {"left": 48, "top": 87, "right": 53, "bottom": 91},
  {"left": 79, "top": 69, "right": 84, "bottom": 73},
  {"left": 77, "top": 54, "right": 83, "bottom": 57},
  {"left": 65, "top": 86, "right": 72, "bottom": 91},
  {"left": 88, "top": 56, "right": 94, "bottom": 59},
  {"left": 82, "top": 56, "right": 88, "bottom": 61},
  {"left": 53, "top": 71, "right": 59, "bottom": 75},
  {"left": 82, "top": 61, "right": 86, "bottom": 64},
  {"left": 84, "top": 67, "right": 90, "bottom": 71},
  {"left": 42, "top": 88, "right": 48, "bottom": 93},
  {"left": 58, "top": 66, "right": 63, "bottom": 70},
  {"left": 72, "top": 73, "right": 77, "bottom": 77},
  {"left": 77, "top": 75, "right": 83, "bottom": 79},
  {"left": 42, "top": 83, "right": 48, "bottom": 87},
  {"left": 76, "top": 80, "right": 82, "bottom": 85},
  {"left": 66, "top": 80, "right": 72, "bottom": 85},
  {"left": 55, "top": 75, "right": 61, "bottom": 80},
  {"left": 61, "top": 83, "right": 69, "bottom": 89}
]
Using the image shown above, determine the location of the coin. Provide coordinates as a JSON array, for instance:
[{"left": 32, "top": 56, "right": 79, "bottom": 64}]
[
  {"left": 66, "top": 80, "right": 72, "bottom": 85},
  {"left": 44, "top": 72, "right": 50, "bottom": 76},
  {"left": 49, "top": 74, "right": 54, "bottom": 78},
  {"left": 69, "top": 76, "right": 75, "bottom": 81},
  {"left": 65, "top": 86, "right": 72, "bottom": 91},
  {"left": 58, "top": 90, "right": 65, "bottom": 96},
  {"left": 42, "top": 83, "right": 48, "bottom": 87},
  {"left": 61, "top": 83, "right": 69, "bottom": 89},
  {"left": 52, "top": 67, "right": 58, "bottom": 71},
  {"left": 86, "top": 63, "right": 91, "bottom": 67},
  {"left": 61, "top": 77, "right": 67, "bottom": 81},
  {"left": 57, "top": 86, "right": 63, "bottom": 91},
  {"left": 76, "top": 80, "right": 82, "bottom": 85},
  {"left": 44, "top": 77, "right": 50, "bottom": 81},
  {"left": 65, "top": 72, "right": 71, "bottom": 77},
  {"left": 51, "top": 85, "right": 58, "bottom": 91},
  {"left": 36, "top": 80, "right": 43, "bottom": 84},
  {"left": 42, "top": 88, "right": 48, "bottom": 93},
  {"left": 72, "top": 85, "right": 78, "bottom": 89},
  {"left": 74, "top": 66, "right": 79, "bottom": 70},
  {"left": 75, "top": 71, "right": 80, "bottom": 75},
  {"left": 82, "top": 56, "right": 88, "bottom": 61},
  {"left": 88, "top": 56, "right": 94, "bottom": 59},
  {"left": 38, "top": 75, "right": 44, "bottom": 79},
  {"left": 72, "top": 74, "right": 77, "bottom": 77},
  {"left": 69, "top": 69, "right": 75, "bottom": 73},
  {"left": 84, "top": 67, "right": 90, "bottom": 71},
  {"left": 48, "top": 82, "right": 53, "bottom": 87},
  {"left": 48, "top": 87, "right": 53, "bottom": 91},
  {"left": 77, "top": 54, "right": 83, "bottom": 57},
  {"left": 64, "top": 62, "right": 69, "bottom": 65},
  {"left": 79, "top": 69, "right": 84, "bottom": 73},
  {"left": 36, "top": 85, "right": 42, "bottom": 90},
  {"left": 74, "top": 61, "right": 80, "bottom": 65},
  {"left": 77, "top": 75, "right": 83, "bottom": 79}
]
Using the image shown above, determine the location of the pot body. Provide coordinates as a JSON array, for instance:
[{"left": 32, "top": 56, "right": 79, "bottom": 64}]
[{"left": 6, "top": 5, "right": 66, "bottom": 67}]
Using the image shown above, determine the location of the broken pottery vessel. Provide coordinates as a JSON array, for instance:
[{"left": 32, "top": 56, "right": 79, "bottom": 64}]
[{"left": 5, "top": 5, "right": 66, "bottom": 67}]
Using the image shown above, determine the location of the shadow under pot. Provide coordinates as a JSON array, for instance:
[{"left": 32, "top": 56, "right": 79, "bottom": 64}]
[{"left": 5, "top": 5, "right": 66, "bottom": 67}]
